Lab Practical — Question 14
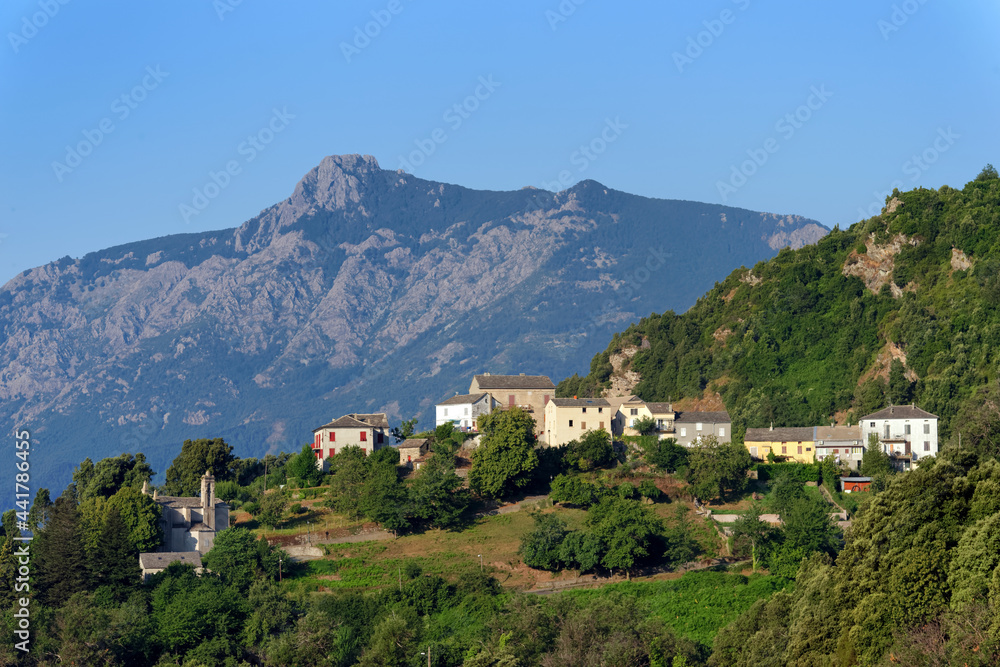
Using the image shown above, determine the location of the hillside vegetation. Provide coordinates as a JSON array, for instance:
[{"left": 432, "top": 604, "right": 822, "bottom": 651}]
[{"left": 560, "top": 168, "right": 1000, "bottom": 437}]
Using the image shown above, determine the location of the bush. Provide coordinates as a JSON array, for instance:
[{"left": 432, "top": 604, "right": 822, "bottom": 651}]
[
  {"left": 755, "top": 462, "right": 820, "bottom": 483},
  {"left": 289, "top": 503, "right": 303, "bottom": 514},
  {"left": 242, "top": 501, "right": 260, "bottom": 516},
  {"left": 215, "top": 480, "right": 240, "bottom": 502},
  {"left": 638, "top": 480, "right": 661, "bottom": 500}
]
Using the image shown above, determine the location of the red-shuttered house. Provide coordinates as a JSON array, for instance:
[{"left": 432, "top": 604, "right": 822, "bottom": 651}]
[{"left": 312, "top": 413, "right": 390, "bottom": 469}]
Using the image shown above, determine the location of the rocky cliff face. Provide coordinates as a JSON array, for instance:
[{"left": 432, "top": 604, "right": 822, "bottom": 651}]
[{"left": 0, "top": 155, "right": 827, "bottom": 489}]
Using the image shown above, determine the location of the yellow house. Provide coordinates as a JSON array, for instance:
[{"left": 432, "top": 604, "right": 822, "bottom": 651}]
[
  {"left": 616, "top": 399, "right": 675, "bottom": 438},
  {"left": 543, "top": 398, "right": 612, "bottom": 447},
  {"left": 744, "top": 426, "right": 817, "bottom": 463}
]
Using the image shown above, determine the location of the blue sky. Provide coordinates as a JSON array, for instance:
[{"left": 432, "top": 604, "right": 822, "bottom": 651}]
[{"left": 1, "top": 0, "right": 998, "bottom": 286}]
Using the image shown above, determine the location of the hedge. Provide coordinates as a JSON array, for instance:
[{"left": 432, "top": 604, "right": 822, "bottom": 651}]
[{"left": 753, "top": 462, "right": 820, "bottom": 482}]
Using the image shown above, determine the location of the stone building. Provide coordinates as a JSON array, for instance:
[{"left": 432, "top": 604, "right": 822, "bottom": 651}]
[{"left": 144, "top": 471, "right": 230, "bottom": 555}]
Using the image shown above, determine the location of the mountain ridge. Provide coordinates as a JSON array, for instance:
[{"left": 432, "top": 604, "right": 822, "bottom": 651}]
[{"left": 0, "top": 154, "right": 827, "bottom": 491}]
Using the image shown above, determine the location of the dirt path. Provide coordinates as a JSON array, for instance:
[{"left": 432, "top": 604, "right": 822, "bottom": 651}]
[{"left": 525, "top": 557, "right": 749, "bottom": 595}]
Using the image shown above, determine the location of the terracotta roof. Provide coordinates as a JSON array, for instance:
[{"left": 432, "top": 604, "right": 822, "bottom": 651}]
[
  {"left": 644, "top": 402, "right": 675, "bottom": 415},
  {"left": 861, "top": 405, "right": 938, "bottom": 421},
  {"left": 437, "top": 393, "right": 490, "bottom": 406},
  {"left": 139, "top": 551, "right": 202, "bottom": 570},
  {"left": 549, "top": 398, "right": 611, "bottom": 407},
  {"left": 815, "top": 425, "right": 862, "bottom": 441},
  {"left": 473, "top": 374, "right": 555, "bottom": 390},
  {"left": 314, "top": 413, "right": 388, "bottom": 431},
  {"left": 675, "top": 411, "right": 730, "bottom": 423},
  {"left": 745, "top": 426, "right": 816, "bottom": 442}
]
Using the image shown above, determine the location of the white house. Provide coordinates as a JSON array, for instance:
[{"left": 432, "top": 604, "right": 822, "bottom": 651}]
[
  {"left": 860, "top": 404, "right": 939, "bottom": 469},
  {"left": 435, "top": 393, "right": 496, "bottom": 431}
]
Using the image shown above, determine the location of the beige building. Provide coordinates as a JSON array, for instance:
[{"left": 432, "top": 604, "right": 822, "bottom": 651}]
[
  {"left": 815, "top": 424, "right": 864, "bottom": 470},
  {"left": 469, "top": 373, "right": 555, "bottom": 435},
  {"left": 312, "top": 413, "right": 391, "bottom": 465},
  {"left": 543, "top": 397, "right": 612, "bottom": 447},
  {"left": 144, "top": 471, "right": 230, "bottom": 555},
  {"left": 616, "top": 398, "right": 676, "bottom": 438},
  {"left": 397, "top": 438, "right": 429, "bottom": 467}
]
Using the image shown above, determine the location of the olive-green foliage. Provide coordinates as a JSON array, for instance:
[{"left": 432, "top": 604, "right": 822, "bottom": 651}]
[
  {"left": 256, "top": 489, "right": 287, "bottom": 529},
  {"left": 518, "top": 512, "right": 569, "bottom": 571},
  {"left": 408, "top": 451, "right": 468, "bottom": 529},
  {"left": 72, "top": 452, "right": 155, "bottom": 502},
  {"left": 286, "top": 443, "right": 323, "bottom": 487},
  {"left": 468, "top": 407, "right": 539, "bottom": 499},
  {"left": 201, "top": 527, "right": 283, "bottom": 593},
  {"left": 753, "top": 462, "right": 819, "bottom": 483},
  {"left": 686, "top": 436, "right": 751, "bottom": 501},
  {"left": 162, "top": 438, "right": 238, "bottom": 496},
  {"left": 587, "top": 496, "right": 666, "bottom": 573},
  {"left": 549, "top": 473, "right": 605, "bottom": 507},
  {"left": 642, "top": 436, "right": 689, "bottom": 473},
  {"left": 564, "top": 428, "right": 615, "bottom": 471},
  {"left": 559, "top": 175, "right": 1000, "bottom": 439}
]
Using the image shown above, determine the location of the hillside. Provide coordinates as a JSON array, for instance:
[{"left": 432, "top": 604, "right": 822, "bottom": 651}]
[
  {"left": 559, "top": 168, "right": 1000, "bottom": 438},
  {"left": 0, "top": 154, "right": 827, "bottom": 490}
]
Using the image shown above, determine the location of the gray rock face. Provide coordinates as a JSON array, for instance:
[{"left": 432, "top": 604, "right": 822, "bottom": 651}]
[{"left": 0, "top": 155, "right": 827, "bottom": 489}]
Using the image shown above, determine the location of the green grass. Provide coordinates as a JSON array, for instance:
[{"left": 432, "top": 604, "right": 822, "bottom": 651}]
[{"left": 564, "top": 569, "right": 793, "bottom": 646}]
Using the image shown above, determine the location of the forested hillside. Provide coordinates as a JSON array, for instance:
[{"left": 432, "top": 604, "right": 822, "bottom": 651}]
[{"left": 560, "top": 167, "right": 1000, "bottom": 438}]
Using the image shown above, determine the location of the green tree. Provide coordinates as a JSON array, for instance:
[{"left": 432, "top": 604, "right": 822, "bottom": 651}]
[
  {"left": 518, "top": 512, "right": 569, "bottom": 570},
  {"left": 286, "top": 443, "right": 323, "bottom": 487},
  {"left": 888, "top": 359, "right": 913, "bottom": 405},
  {"left": 642, "top": 437, "right": 689, "bottom": 472},
  {"left": 88, "top": 506, "right": 139, "bottom": 600},
  {"left": 549, "top": 474, "right": 603, "bottom": 507},
  {"left": 408, "top": 452, "right": 468, "bottom": 529},
  {"left": 75, "top": 452, "right": 155, "bottom": 501},
  {"left": 559, "top": 530, "right": 604, "bottom": 573},
  {"left": 731, "top": 503, "right": 773, "bottom": 572},
  {"left": 357, "top": 613, "right": 416, "bottom": 667},
  {"left": 975, "top": 163, "right": 998, "bottom": 181},
  {"left": 242, "top": 578, "right": 298, "bottom": 648},
  {"left": 327, "top": 445, "right": 368, "bottom": 518},
  {"left": 360, "top": 463, "right": 409, "bottom": 534},
  {"left": 257, "top": 490, "right": 287, "bottom": 529},
  {"left": 587, "top": 496, "right": 665, "bottom": 576},
  {"left": 162, "top": 438, "right": 237, "bottom": 496},
  {"left": 392, "top": 416, "right": 419, "bottom": 442},
  {"left": 202, "top": 527, "right": 283, "bottom": 592},
  {"left": 106, "top": 486, "right": 162, "bottom": 552},
  {"left": 634, "top": 415, "right": 658, "bottom": 436},
  {"left": 34, "top": 489, "right": 89, "bottom": 606},
  {"left": 468, "top": 407, "right": 540, "bottom": 499},
  {"left": 565, "top": 429, "right": 615, "bottom": 471},
  {"left": 27, "top": 488, "right": 53, "bottom": 531},
  {"left": 687, "top": 436, "right": 752, "bottom": 501}
]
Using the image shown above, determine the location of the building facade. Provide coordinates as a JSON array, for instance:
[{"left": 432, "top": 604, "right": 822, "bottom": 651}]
[
  {"left": 673, "top": 411, "right": 732, "bottom": 446},
  {"left": 397, "top": 438, "right": 429, "bottom": 467},
  {"left": 144, "top": 471, "right": 230, "bottom": 555},
  {"left": 814, "top": 425, "right": 865, "bottom": 470},
  {"left": 468, "top": 373, "right": 555, "bottom": 435},
  {"left": 744, "top": 426, "right": 817, "bottom": 463},
  {"left": 860, "top": 405, "right": 939, "bottom": 469},
  {"left": 435, "top": 393, "right": 496, "bottom": 430},
  {"left": 542, "top": 397, "right": 612, "bottom": 447},
  {"left": 312, "top": 413, "right": 390, "bottom": 464}
]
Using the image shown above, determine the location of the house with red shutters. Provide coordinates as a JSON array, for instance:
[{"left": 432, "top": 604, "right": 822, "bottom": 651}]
[{"left": 312, "top": 412, "right": 390, "bottom": 468}]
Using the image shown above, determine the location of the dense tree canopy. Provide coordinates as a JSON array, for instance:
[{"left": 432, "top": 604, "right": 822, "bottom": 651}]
[
  {"left": 163, "top": 438, "right": 238, "bottom": 496},
  {"left": 468, "top": 407, "right": 539, "bottom": 499}
]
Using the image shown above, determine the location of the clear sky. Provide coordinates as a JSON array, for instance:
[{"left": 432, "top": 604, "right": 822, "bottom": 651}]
[{"left": 1, "top": 1, "right": 997, "bottom": 286}]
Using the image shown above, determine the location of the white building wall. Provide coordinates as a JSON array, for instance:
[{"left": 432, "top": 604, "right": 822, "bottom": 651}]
[{"left": 860, "top": 416, "right": 939, "bottom": 459}]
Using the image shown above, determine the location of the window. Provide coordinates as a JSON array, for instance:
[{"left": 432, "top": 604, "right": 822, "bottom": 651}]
[
  {"left": 315, "top": 434, "right": 320, "bottom": 447},
  {"left": 443, "top": 408, "right": 448, "bottom": 416},
  {"left": 330, "top": 432, "right": 335, "bottom": 442},
  {"left": 377, "top": 432, "right": 384, "bottom": 445},
  {"left": 718, "top": 427, "right": 725, "bottom": 437},
  {"left": 360, "top": 431, "right": 367, "bottom": 442},
  {"left": 806, "top": 447, "right": 811, "bottom": 452},
  {"left": 464, "top": 407, "right": 469, "bottom": 415},
  {"left": 509, "top": 395, "right": 515, "bottom": 406},
  {"left": 581, "top": 421, "right": 586, "bottom": 429},
  {"left": 924, "top": 423, "right": 930, "bottom": 434},
  {"left": 905, "top": 424, "right": 911, "bottom": 435},
  {"left": 884, "top": 424, "right": 890, "bottom": 438},
  {"left": 797, "top": 445, "right": 803, "bottom": 455},
  {"left": 680, "top": 427, "right": 687, "bottom": 437},
  {"left": 924, "top": 441, "right": 930, "bottom": 451},
  {"left": 598, "top": 407, "right": 603, "bottom": 413},
  {"left": 569, "top": 420, "right": 574, "bottom": 427},
  {"left": 782, "top": 446, "right": 787, "bottom": 454},
  {"left": 870, "top": 421, "right": 875, "bottom": 427},
  {"left": 599, "top": 421, "right": 604, "bottom": 429},
  {"left": 630, "top": 408, "right": 638, "bottom": 416},
  {"left": 582, "top": 407, "right": 587, "bottom": 413},
  {"left": 696, "top": 422, "right": 703, "bottom": 431}
]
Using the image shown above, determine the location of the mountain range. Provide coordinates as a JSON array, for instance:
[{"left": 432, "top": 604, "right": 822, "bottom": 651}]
[{"left": 0, "top": 154, "right": 827, "bottom": 490}]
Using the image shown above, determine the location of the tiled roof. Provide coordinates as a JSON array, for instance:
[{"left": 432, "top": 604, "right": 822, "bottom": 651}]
[
  {"left": 644, "top": 402, "right": 675, "bottom": 415},
  {"left": 155, "top": 496, "right": 226, "bottom": 508},
  {"left": 861, "top": 405, "right": 938, "bottom": 421},
  {"left": 815, "top": 425, "right": 862, "bottom": 441},
  {"left": 438, "top": 393, "right": 489, "bottom": 406},
  {"left": 397, "top": 438, "right": 428, "bottom": 452},
  {"left": 314, "top": 412, "right": 389, "bottom": 431},
  {"left": 745, "top": 426, "right": 816, "bottom": 442},
  {"left": 675, "top": 411, "right": 730, "bottom": 423},
  {"left": 473, "top": 374, "right": 555, "bottom": 390},
  {"left": 549, "top": 398, "right": 611, "bottom": 407},
  {"left": 139, "top": 551, "right": 202, "bottom": 570}
]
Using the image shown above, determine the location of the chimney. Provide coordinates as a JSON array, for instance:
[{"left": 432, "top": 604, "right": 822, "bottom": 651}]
[
  {"left": 142, "top": 480, "right": 150, "bottom": 496},
  {"left": 769, "top": 422, "right": 773, "bottom": 431},
  {"left": 573, "top": 395, "right": 577, "bottom": 399},
  {"left": 519, "top": 373, "right": 525, "bottom": 376},
  {"left": 200, "top": 470, "right": 216, "bottom": 530}
]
